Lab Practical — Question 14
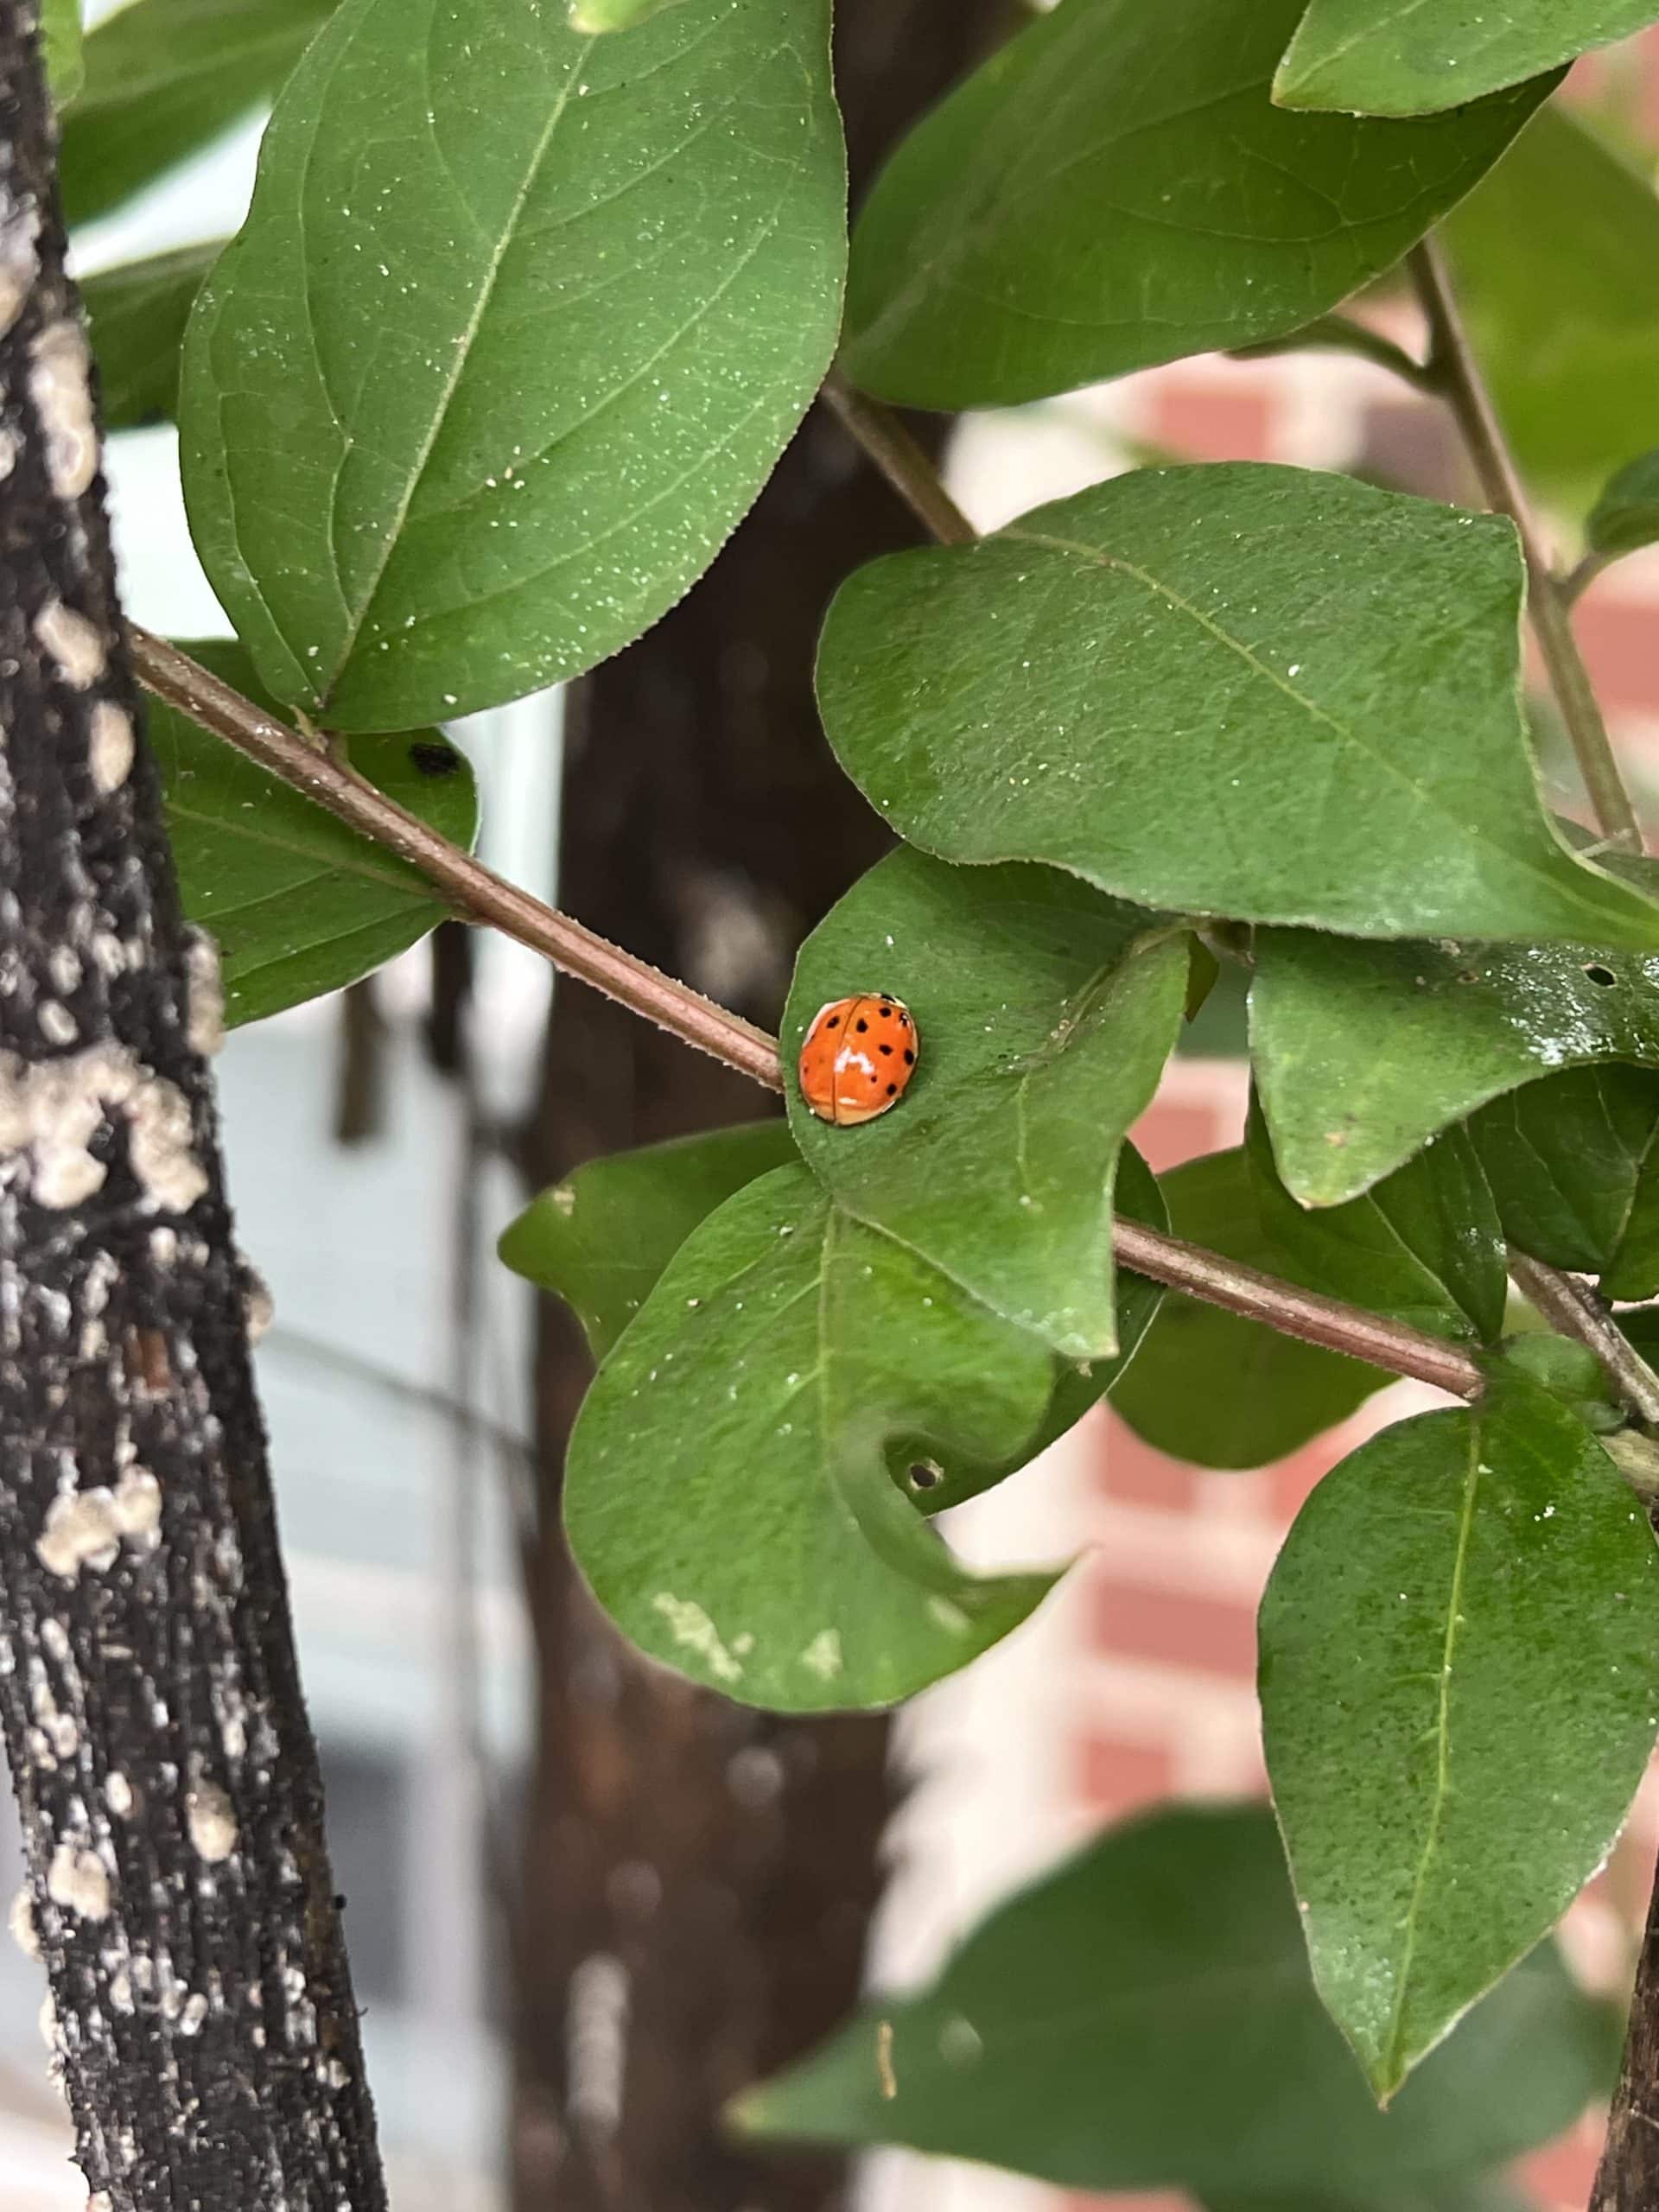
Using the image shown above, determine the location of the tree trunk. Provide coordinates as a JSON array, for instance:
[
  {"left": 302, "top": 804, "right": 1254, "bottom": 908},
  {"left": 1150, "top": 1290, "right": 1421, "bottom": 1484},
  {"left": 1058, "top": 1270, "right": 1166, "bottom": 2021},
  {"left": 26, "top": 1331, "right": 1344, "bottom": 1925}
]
[
  {"left": 0, "top": 7, "right": 385, "bottom": 2205},
  {"left": 512, "top": 9, "right": 1008, "bottom": 2209}
]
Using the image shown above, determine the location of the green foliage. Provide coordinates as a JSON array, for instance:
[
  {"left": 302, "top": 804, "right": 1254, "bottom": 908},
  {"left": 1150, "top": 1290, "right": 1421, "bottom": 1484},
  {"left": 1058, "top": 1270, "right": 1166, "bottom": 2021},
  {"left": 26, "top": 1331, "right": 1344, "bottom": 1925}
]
[
  {"left": 1274, "top": 0, "right": 1656, "bottom": 115},
  {"left": 840, "top": 0, "right": 1548, "bottom": 410},
  {"left": 43, "top": 0, "right": 82, "bottom": 102},
  {"left": 1445, "top": 111, "right": 1659, "bottom": 510},
  {"left": 1261, "top": 1369, "right": 1659, "bottom": 2097},
  {"left": 784, "top": 848, "right": 1187, "bottom": 1357},
  {"left": 1588, "top": 448, "right": 1659, "bottom": 562},
  {"left": 59, "top": 0, "right": 336, "bottom": 230},
  {"left": 735, "top": 1802, "right": 1619, "bottom": 2187},
  {"left": 179, "top": 0, "right": 845, "bottom": 733},
  {"left": 562, "top": 1164, "right": 1062, "bottom": 1712},
  {"left": 149, "top": 639, "right": 476, "bottom": 1026},
  {"left": 1113, "top": 1148, "right": 1384, "bottom": 1470},
  {"left": 1251, "top": 905, "right": 1659, "bottom": 1205},
  {"left": 817, "top": 464, "right": 1659, "bottom": 947},
  {"left": 568, "top": 0, "right": 686, "bottom": 24},
  {"left": 499, "top": 1121, "right": 798, "bottom": 1359},
  {"left": 1247, "top": 1096, "right": 1507, "bottom": 1342},
  {"left": 1470, "top": 1065, "right": 1659, "bottom": 1295},
  {"left": 84, "top": 244, "right": 219, "bottom": 430}
]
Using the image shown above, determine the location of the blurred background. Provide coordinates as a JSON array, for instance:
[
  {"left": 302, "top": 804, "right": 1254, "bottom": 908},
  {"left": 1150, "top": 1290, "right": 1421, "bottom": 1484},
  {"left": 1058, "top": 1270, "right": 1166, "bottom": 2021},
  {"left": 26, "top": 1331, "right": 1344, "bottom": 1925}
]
[{"left": 4, "top": 9, "right": 1659, "bottom": 2211}]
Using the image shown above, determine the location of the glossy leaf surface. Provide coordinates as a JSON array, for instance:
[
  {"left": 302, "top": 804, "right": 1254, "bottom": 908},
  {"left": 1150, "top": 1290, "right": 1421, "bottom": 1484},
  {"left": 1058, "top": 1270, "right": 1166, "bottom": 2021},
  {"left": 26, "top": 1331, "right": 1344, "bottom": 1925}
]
[
  {"left": 565, "top": 1165, "right": 1062, "bottom": 1713},
  {"left": 1251, "top": 905, "right": 1659, "bottom": 1205},
  {"left": 818, "top": 466, "right": 1659, "bottom": 949},
  {"left": 59, "top": 0, "right": 335, "bottom": 230},
  {"left": 1471, "top": 1065, "right": 1659, "bottom": 1296},
  {"left": 1248, "top": 1096, "right": 1506, "bottom": 1342},
  {"left": 736, "top": 1803, "right": 1618, "bottom": 2188},
  {"left": 152, "top": 639, "right": 476, "bottom": 1025},
  {"left": 1588, "top": 448, "right": 1659, "bottom": 561},
  {"left": 180, "top": 0, "right": 845, "bottom": 732},
  {"left": 840, "top": 0, "right": 1548, "bottom": 410},
  {"left": 1262, "top": 1370, "right": 1659, "bottom": 2096},
  {"left": 785, "top": 848, "right": 1186, "bottom": 1357},
  {"left": 85, "top": 243, "right": 219, "bottom": 431},
  {"left": 1275, "top": 0, "right": 1653, "bottom": 114}
]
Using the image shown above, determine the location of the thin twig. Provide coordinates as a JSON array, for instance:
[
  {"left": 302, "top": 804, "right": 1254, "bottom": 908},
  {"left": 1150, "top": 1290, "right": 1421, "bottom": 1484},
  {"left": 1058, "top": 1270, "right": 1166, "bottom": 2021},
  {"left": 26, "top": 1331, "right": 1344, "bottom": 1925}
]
[
  {"left": 1227, "top": 314, "right": 1433, "bottom": 391},
  {"left": 129, "top": 627, "right": 785, "bottom": 1094},
  {"left": 131, "top": 635, "right": 1490, "bottom": 1401},
  {"left": 820, "top": 371, "right": 978, "bottom": 546},
  {"left": 1114, "top": 1222, "right": 1481, "bottom": 1398},
  {"left": 1408, "top": 240, "right": 1643, "bottom": 855},
  {"left": 1508, "top": 1255, "right": 1659, "bottom": 1429}
]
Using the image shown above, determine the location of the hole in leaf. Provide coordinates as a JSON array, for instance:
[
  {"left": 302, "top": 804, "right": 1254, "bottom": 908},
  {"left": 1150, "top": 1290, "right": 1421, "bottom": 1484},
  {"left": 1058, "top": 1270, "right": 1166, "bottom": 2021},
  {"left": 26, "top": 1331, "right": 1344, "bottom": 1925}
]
[
  {"left": 909, "top": 1461, "right": 944, "bottom": 1492},
  {"left": 1584, "top": 963, "right": 1618, "bottom": 988}
]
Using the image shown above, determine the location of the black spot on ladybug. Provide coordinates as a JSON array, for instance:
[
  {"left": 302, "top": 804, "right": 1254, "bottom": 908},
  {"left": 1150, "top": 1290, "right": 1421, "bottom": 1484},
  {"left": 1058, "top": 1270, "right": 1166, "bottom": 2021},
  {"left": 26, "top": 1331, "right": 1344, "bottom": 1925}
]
[
  {"left": 896, "top": 1013, "right": 909, "bottom": 1027},
  {"left": 879, "top": 1005, "right": 893, "bottom": 1017},
  {"left": 886, "top": 1083, "right": 897, "bottom": 1096},
  {"left": 855, "top": 1018, "right": 868, "bottom": 1032},
  {"left": 410, "top": 740, "right": 461, "bottom": 777},
  {"left": 826, "top": 1015, "right": 840, "bottom": 1027},
  {"left": 879, "top": 1043, "right": 893, "bottom": 1056},
  {"left": 903, "top": 1049, "right": 914, "bottom": 1064}
]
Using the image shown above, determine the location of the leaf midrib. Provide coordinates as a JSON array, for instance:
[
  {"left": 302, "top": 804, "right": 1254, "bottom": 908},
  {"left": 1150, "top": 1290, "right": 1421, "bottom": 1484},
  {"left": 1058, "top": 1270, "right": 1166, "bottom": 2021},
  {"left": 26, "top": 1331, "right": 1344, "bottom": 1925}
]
[
  {"left": 1007, "top": 522, "right": 1637, "bottom": 941},
  {"left": 1382, "top": 1415, "right": 1482, "bottom": 2083}
]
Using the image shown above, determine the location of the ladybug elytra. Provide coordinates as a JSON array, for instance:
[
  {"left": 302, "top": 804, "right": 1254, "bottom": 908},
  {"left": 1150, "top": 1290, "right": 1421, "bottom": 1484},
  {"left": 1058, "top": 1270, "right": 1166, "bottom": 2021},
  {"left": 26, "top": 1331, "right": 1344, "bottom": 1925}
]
[{"left": 798, "top": 995, "right": 918, "bottom": 1126}]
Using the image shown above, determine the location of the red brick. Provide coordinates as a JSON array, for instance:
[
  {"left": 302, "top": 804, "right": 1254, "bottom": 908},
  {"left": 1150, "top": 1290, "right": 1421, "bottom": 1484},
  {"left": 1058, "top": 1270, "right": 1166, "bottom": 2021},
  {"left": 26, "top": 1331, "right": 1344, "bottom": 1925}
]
[
  {"left": 1128, "top": 1096, "right": 1223, "bottom": 1174},
  {"left": 1573, "top": 594, "right": 1659, "bottom": 719},
  {"left": 1095, "top": 1416, "right": 1200, "bottom": 1511},
  {"left": 1519, "top": 2113, "right": 1604, "bottom": 2212},
  {"left": 1148, "top": 379, "right": 1278, "bottom": 463},
  {"left": 1065, "top": 2194, "right": 1188, "bottom": 2212},
  {"left": 1268, "top": 1431, "right": 1351, "bottom": 1522},
  {"left": 1074, "top": 1735, "right": 1173, "bottom": 1819},
  {"left": 1090, "top": 1577, "right": 1259, "bottom": 1680}
]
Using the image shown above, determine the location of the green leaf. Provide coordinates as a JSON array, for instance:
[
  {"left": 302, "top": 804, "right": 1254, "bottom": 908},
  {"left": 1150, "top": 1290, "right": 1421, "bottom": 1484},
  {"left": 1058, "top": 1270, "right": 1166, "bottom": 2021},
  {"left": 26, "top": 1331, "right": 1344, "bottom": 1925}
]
[
  {"left": 1247, "top": 1094, "right": 1506, "bottom": 1343},
  {"left": 1274, "top": 0, "right": 1656, "bottom": 114},
  {"left": 839, "top": 0, "right": 1549, "bottom": 411},
  {"left": 734, "top": 1802, "right": 1618, "bottom": 2190},
  {"left": 44, "top": 0, "right": 83, "bottom": 103},
  {"left": 59, "top": 0, "right": 336, "bottom": 232},
  {"left": 817, "top": 465, "right": 1659, "bottom": 950},
  {"left": 1250, "top": 899, "right": 1659, "bottom": 1206},
  {"left": 84, "top": 243, "right": 220, "bottom": 432},
  {"left": 499, "top": 1119, "right": 798, "bottom": 1360},
  {"left": 1588, "top": 448, "right": 1659, "bottom": 561},
  {"left": 1444, "top": 111, "right": 1659, "bottom": 511},
  {"left": 1262, "top": 1369, "right": 1659, "bottom": 2098},
  {"left": 1470, "top": 1065, "right": 1659, "bottom": 1296},
  {"left": 180, "top": 0, "right": 845, "bottom": 734},
  {"left": 151, "top": 639, "right": 477, "bottom": 1025},
  {"left": 564, "top": 1164, "right": 1063, "bottom": 1713},
  {"left": 1111, "top": 1148, "right": 1385, "bottom": 1471},
  {"left": 569, "top": 0, "right": 687, "bottom": 26},
  {"left": 784, "top": 848, "right": 1186, "bottom": 1358}
]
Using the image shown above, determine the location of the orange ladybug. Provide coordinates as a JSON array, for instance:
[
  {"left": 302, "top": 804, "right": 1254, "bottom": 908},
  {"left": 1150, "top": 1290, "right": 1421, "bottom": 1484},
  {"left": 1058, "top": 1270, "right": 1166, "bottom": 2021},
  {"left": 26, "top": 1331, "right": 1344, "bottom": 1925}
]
[{"left": 798, "top": 995, "right": 918, "bottom": 1126}]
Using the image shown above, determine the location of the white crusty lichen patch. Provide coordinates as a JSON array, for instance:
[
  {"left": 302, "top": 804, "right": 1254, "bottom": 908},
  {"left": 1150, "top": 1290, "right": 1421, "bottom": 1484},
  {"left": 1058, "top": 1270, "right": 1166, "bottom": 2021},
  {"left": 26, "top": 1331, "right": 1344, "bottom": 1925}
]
[
  {"left": 650, "top": 1593, "right": 748, "bottom": 1684},
  {"left": 0, "top": 1044, "right": 207, "bottom": 1211},
  {"left": 28, "top": 321, "right": 98, "bottom": 502},
  {"left": 36, "top": 1466, "right": 162, "bottom": 1580},
  {"left": 32, "top": 599, "right": 104, "bottom": 690},
  {"left": 183, "top": 932, "right": 224, "bottom": 1058},
  {"left": 46, "top": 1840, "right": 110, "bottom": 1922},
  {"left": 87, "top": 701, "right": 134, "bottom": 796},
  {"left": 185, "top": 1783, "right": 237, "bottom": 1864},
  {"left": 0, "top": 194, "right": 39, "bottom": 339}
]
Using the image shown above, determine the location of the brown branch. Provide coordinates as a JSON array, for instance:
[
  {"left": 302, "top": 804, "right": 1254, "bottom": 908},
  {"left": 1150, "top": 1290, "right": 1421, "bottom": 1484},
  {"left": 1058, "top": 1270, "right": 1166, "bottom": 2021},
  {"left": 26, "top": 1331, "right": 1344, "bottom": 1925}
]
[
  {"left": 820, "top": 372, "right": 978, "bottom": 546},
  {"left": 135, "top": 639, "right": 1487, "bottom": 1402},
  {"left": 129, "top": 629, "right": 785, "bottom": 1095},
  {"left": 1509, "top": 1256, "right": 1659, "bottom": 1430},
  {"left": 1408, "top": 240, "right": 1643, "bottom": 855},
  {"left": 1113, "top": 1221, "right": 1481, "bottom": 1398}
]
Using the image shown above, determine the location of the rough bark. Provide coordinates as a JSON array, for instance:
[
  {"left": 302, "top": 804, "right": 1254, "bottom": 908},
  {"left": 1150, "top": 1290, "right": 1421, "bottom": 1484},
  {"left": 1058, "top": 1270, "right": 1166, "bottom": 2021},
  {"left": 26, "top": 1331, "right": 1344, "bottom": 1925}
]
[
  {"left": 0, "top": 8, "right": 385, "bottom": 2206},
  {"left": 1592, "top": 1855, "right": 1659, "bottom": 2212},
  {"left": 510, "top": 10, "right": 1009, "bottom": 2209}
]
